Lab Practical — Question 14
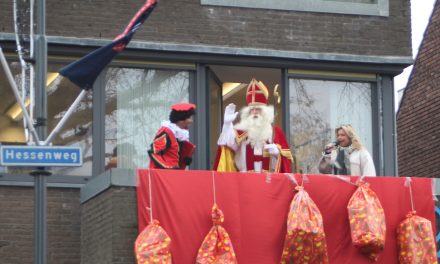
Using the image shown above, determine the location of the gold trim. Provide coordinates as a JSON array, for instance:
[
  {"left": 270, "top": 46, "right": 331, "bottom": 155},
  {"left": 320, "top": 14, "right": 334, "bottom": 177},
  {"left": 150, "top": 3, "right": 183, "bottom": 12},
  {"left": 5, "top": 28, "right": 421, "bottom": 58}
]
[
  {"left": 288, "top": 69, "right": 376, "bottom": 80},
  {"left": 247, "top": 169, "right": 269, "bottom": 173},
  {"left": 257, "top": 81, "right": 269, "bottom": 97},
  {"left": 275, "top": 156, "right": 281, "bottom": 172},
  {"left": 247, "top": 90, "right": 266, "bottom": 95},
  {"left": 248, "top": 102, "right": 267, "bottom": 106},
  {"left": 235, "top": 131, "right": 248, "bottom": 144},
  {"left": 280, "top": 149, "right": 294, "bottom": 161}
]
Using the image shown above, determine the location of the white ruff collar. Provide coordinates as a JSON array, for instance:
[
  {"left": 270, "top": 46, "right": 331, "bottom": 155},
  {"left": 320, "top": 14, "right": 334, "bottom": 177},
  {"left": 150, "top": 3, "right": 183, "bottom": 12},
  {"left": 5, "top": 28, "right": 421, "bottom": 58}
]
[{"left": 160, "top": 120, "right": 189, "bottom": 141}]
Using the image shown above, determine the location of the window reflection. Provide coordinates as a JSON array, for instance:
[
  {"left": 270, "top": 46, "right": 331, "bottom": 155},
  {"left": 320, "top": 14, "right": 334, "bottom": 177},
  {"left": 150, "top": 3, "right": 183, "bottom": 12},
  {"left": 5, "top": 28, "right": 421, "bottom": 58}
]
[
  {"left": 0, "top": 61, "right": 93, "bottom": 176},
  {"left": 0, "top": 60, "right": 26, "bottom": 144},
  {"left": 48, "top": 65, "right": 93, "bottom": 176},
  {"left": 289, "top": 79, "right": 372, "bottom": 174},
  {"left": 105, "top": 68, "right": 189, "bottom": 169}
]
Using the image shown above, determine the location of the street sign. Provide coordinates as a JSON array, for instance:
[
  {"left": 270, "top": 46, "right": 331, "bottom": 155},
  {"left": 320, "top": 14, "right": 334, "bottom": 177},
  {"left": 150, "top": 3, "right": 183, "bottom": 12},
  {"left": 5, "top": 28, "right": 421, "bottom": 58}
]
[{"left": 0, "top": 145, "right": 82, "bottom": 167}]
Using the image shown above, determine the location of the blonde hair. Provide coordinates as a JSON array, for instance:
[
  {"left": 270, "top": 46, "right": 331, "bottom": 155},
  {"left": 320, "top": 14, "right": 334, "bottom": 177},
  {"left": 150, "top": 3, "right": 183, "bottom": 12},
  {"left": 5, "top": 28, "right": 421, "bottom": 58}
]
[{"left": 335, "top": 125, "right": 364, "bottom": 151}]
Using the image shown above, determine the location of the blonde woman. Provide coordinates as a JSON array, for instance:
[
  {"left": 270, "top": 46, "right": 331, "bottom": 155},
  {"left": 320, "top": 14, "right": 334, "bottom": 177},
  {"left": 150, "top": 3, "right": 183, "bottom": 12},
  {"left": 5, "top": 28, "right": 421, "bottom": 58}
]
[{"left": 318, "top": 125, "right": 376, "bottom": 176}]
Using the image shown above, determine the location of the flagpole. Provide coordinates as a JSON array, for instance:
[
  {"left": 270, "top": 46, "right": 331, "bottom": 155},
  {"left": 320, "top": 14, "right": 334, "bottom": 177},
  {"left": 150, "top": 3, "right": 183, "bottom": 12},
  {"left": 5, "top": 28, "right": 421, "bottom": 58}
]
[
  {"left": 44, "top": 89, "right": 87, "bottom": 145},
  {"left": 0, "top": 47, "right": 40, "bottom": 143}
]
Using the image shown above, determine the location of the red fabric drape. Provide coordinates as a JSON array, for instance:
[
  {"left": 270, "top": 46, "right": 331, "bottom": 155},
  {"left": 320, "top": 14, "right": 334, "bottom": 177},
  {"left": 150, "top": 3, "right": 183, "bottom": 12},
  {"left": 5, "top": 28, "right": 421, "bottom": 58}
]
[{"left": 136, "top": 170, "right": 435, "bottom": 264}]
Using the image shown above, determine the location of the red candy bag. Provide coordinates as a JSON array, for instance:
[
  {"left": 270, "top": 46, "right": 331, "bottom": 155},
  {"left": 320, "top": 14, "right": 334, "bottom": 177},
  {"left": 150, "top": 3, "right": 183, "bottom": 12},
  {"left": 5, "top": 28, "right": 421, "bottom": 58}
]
[
  {"left": 397, "top": 211, "right": 437, "bottom": 264},
  {"left": 196, "top": 203, "right": 237, "bottom": 264},
  {"left": 135, "top": 219, "right": 172, "bottom": 264},
  {"left": 347, "top": 181, "right": 386, "bottom": 261},
  {"left": 281, "top": 186, "right": 329, "bottom": 264}
]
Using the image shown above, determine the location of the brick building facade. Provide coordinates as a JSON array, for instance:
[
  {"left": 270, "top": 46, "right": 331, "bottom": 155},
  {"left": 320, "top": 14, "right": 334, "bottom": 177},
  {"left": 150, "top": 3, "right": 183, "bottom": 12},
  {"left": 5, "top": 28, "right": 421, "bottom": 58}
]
[
  {"left": 0, "top": 0, "right": 412, "bottom": 176},
  {"left": 0, "top": 184, "right": 81, "bottom": 263},
  {"left": 397, "top": 0, "right": 440, "bottom": 177},
  {"left": 0, "top": 0, "right": 411, "bottom": 56},
  {"left": 0, "top": 0, "right": 415, "bottom": 262}
]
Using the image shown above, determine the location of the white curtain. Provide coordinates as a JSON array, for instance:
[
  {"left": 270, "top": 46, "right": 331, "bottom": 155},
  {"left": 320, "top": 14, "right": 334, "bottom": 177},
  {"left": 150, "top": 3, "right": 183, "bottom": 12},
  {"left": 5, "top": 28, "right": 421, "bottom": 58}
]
[{"left": 105, "top": 68, "right": 189, "bottom": 169}]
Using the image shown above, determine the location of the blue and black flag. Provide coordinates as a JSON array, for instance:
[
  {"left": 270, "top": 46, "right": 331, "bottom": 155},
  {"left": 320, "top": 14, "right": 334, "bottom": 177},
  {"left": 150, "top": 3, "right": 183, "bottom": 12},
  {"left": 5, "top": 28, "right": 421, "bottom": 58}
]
[{"left": 59, "top": 0, "right": 157, "bottom": 90}]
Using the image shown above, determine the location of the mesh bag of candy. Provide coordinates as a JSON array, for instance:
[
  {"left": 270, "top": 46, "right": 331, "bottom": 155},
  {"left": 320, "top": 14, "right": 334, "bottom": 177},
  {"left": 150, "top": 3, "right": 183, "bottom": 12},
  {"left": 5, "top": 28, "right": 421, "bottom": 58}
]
[
  {"left": 135, "top": 219, "right": 172, "bottom": 264},
  {"left": 281, "top": 186, "right": 329, "bottom": 264},
  {"left": 347, "top": 181, "right": 386, "bottom": 261},
  {"left": 196, "top": 203, "right": 237, "bottom": 264},
  {"left": 397, "top": 211, "right": 437, "bottom": 264}
]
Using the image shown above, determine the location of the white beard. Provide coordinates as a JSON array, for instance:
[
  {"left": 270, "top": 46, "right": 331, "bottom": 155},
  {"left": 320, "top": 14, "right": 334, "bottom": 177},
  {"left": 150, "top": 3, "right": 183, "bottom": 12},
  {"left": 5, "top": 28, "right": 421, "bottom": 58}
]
[{"left": 234, "top": 105, "right": 274, "bottom": 147}]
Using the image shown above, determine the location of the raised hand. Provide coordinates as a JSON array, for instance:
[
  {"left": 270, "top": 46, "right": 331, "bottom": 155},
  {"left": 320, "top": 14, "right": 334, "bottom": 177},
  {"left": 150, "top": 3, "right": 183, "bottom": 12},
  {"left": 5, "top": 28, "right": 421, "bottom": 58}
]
[{"left": 224, "top": 103, "right": 238, "bottom": 124}]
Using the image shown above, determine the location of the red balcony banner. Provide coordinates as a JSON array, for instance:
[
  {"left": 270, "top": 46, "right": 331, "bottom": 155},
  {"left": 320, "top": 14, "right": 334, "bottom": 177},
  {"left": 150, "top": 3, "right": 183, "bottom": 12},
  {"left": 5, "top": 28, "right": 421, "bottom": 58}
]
[{"left": 136, "top": 169, "right": 435, "bottom": 264}]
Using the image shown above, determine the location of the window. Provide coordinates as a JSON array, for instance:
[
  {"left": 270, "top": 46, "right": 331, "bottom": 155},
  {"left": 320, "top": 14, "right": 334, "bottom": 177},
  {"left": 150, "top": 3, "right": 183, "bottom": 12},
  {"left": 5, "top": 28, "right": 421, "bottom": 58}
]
[
  {"left": 207, "top": 65, "right": 282, "bottom": 168},
  {"left": 48, "top": 63, "right": 93, "bottom": 176},
  {"left": 0, "top": 60, "right": 93, "bottom": 176},
  {"left": 104, "top": 67, "right": 190, "bottom": 170},
  {"left": 289, "top": 78, "right": 373, "bottom": 174},
  {"left": 201, "top": 0, "right": 388, "bottom": 16}
]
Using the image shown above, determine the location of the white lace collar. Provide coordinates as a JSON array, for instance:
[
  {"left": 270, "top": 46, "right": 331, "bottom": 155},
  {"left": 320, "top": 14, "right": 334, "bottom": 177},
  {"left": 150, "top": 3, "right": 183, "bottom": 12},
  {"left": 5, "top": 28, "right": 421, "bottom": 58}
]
[{"left": 160, "top": 120, "right": 189, "bottom": 141}]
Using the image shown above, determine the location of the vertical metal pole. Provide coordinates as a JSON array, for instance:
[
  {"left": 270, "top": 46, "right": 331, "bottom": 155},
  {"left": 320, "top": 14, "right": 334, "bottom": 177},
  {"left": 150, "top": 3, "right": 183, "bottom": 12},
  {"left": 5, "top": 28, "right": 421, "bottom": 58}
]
[
  {"left": 34, "top": 0, "right": 48, "bottom": 263},
  {"left": 92, "top": 73, "right": 106, "bottom": 176},
  {"left": 194, "top": 64, "right": 209, "bottom": 170}
]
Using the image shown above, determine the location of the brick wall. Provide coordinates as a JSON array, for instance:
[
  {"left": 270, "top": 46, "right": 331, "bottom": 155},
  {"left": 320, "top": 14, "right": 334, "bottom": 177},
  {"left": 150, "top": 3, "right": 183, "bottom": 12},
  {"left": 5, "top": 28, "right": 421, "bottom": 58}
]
[
  {"left": 0, "top": 0, "right": 411, "bottom": 57},
  {"left": 0, "top": 186, "right": 81, "bottom": 264},
  {"left": 397, "top": 0, "right": 440, "bottom": 177},
  {"left": 81, "top": 187, "right": 138, "bottom": 264}
]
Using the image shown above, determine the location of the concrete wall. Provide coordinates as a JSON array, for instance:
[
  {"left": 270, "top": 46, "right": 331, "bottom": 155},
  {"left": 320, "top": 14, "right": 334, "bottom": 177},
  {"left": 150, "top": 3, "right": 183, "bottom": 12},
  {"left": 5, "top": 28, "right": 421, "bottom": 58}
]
[{"left": 0, "top": 0, "right": 411, "bottom": 57}]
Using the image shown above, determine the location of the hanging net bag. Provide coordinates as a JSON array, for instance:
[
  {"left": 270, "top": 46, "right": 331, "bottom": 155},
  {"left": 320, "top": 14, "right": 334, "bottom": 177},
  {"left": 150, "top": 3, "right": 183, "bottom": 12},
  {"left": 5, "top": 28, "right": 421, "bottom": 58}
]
[
  {"left": 135, "top": 170, "right": 172, "bottom": 264},
  {"left": 396, "top": 178, "right": 437, "bottom": 264},
  {"left": 196, "top": 203, "right": 238, "bottom": 263},
  {"left": 281, "top": 174, "right": 329, "bottom": 264},
  {"left": 196, "top": 172, "right": 237, "bottom": 264},
  {"left": 135, "top": 219, "right": 172, "bottom": 264},
  {"left": 347, "top": 180, "right": 386, "bottom": 261}
]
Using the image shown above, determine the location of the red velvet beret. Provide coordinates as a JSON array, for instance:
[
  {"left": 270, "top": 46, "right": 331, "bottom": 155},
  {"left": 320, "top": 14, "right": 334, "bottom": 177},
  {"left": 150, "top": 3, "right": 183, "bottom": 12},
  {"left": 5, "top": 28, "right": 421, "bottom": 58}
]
[{"left": 171, "top": 103, "right": 197, "bottom": 111}]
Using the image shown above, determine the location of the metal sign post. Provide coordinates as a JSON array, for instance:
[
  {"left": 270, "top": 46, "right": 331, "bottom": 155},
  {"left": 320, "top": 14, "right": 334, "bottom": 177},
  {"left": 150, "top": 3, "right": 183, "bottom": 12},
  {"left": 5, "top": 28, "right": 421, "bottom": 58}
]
[
  {"left": 3, "top": 0, "right": 89, "bottom": 263},
  {"left": 34, "top": 0, "right": 48, "bottom": 263}
]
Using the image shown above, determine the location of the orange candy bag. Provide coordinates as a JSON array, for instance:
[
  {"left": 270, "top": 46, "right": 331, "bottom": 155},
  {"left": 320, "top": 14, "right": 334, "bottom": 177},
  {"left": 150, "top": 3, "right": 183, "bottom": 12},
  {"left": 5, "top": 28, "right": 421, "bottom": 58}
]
[
  {"left": 347, "top": 181, "right": 386, "bottom": 261},
  {"left": 281, "top": 186, "right": 329, "bottom": 264},
  {"left": 135, "top": 219, "right": 172, "bottom": 264},
  {"left": 397, "top": 211, "right": 437, "bottom": 264},
  {"left": 196, "top": 203, "right": 237, "bottom": 264}
]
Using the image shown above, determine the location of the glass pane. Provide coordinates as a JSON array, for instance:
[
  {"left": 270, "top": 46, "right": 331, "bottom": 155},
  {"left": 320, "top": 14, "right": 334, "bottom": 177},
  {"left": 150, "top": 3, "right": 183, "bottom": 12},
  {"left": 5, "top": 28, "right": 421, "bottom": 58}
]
[
  {"left": 289, "top": 79, "right": 372, "bottom": 174},
  {"left": 104, "top": 68, "right": 189, "bottom": 170},
  {"left": 0, "top": 60, "right": 25, "bottom": 174},
  {"left": 48, "top": 63, "right": 93, "bottom": 176},
  {"left": 0, "top": 61, "right": 93, "bottom": 176},
  {"left": 0, "top": 60, "right": 25, "bottom": 144},
  {"left": 209, "top": 74, "right": 222, "bottom": 169}
]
